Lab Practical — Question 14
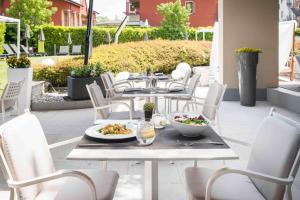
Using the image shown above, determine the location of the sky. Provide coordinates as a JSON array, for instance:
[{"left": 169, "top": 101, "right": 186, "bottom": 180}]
[{"left": 93, "top": 0, "right": 126, "bottom": 20}]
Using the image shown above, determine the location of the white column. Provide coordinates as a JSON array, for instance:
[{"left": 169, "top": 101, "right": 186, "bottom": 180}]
[
  {"left": 61, "top": 10, "right": 65, "bottom": 26},
  {"left": 68, "top": 10, "right": 71, "bottom": 26},
  {"left": 218, "top": 0, "right": 278, "bottom": 99}
]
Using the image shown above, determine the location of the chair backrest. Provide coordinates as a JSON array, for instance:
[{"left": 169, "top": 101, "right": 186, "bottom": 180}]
[
  {"left": 72, "top": 45, "right": 81, "bottom": 53},
  {"left": 202, "top": 81, "right": 226, "bottom": 120},
  {"left": 21, "top": 45, "right": 30, "bottom": 54},
  {"left": 247, "top": 110, "right": 300, "bottom": 200},
  {"left": 9, "top": 44, "right": 18, "bottom": 54},
  {"left": 86, "top": 81, "right": 109, "bottom": 119},
  {"left": 176, "top": 62, "right": 191, "bottom": 74},
  {"left": 1, "top": 80, "right": 23, "bottom": 101},
  {"left": 182, "top": 70, "right": 191, "bottom": 86},
  {"left": 3, "top": 44, "right": 14, "bottom": 55},
  {"left": 59, "top": 46, "right": 69, "bottom": 54},
  {"left": 0, "top": 112, "right": 56, "bottom": 199},
  {"left": 106, "top": 72, "right": 116, "bottom": 85},
  {"left": 187, "top": 73, "right": 201, "bottom": 96},
  {"left": 115, "top": 71, "right": 130, "bottom": 82}
]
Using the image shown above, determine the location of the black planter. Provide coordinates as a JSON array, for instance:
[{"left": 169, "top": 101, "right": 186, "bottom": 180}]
[
  {"left": 144, "top": 111, "right": 153, "bottom": 121},
  {"left": 67, "top": 76, "right": 106, "bottom": 100},
  {"left": 237, "top": 52, "right": 259, "bottom": 106}
]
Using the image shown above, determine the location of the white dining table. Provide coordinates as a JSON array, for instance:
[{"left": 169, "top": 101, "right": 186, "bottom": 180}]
[{"left": 67, "top": 125, "right": 239, "bottom": 200}]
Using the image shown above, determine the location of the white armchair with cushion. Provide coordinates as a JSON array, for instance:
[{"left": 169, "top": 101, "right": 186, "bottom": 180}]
[
  {"left": 0, "top": 112, "right": 119, "bottom": 200},
  {"left": 185, "top": 108, "right": 300, "bottom": 200}
]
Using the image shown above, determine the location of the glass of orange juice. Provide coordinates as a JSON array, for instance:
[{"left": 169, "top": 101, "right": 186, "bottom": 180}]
[{"left": 136, "top": 121, "right": 156, "bottom": 146}]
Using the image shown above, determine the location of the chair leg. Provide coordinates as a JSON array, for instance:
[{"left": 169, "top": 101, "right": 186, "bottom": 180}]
[
  {"left": 176, "top": 100, "right": 179, "bottom": 112},
  {"left": 9, "top": 188, "right": 14, "bottom": 200},
  {"left": 1, "top": 102, "right": 5, "bottom": 122},
  {"left": 286, "top": 185, "right": 292, "bottom": 200}
]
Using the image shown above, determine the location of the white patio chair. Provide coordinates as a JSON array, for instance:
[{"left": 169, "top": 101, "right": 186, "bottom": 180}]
[
  {"left": 86, "top": 81, "right": 142, "bottom": 122},
  {"left": 0, "top": 111, "right": 119, "bottom": 200},
  {"left": 1, "top": 80, "right": 24, "bottom": 121},
  {"left": 185, "top": 108, "right": 300, "bottom": 200},
  {"left": 70, "top": 45, "right": 82, "bottom": 55},
  {"left": 57, "top": 45, "right": 69, "bottom": 55},
  {"left": 166, "top": 73, "right": 201, "bottom": 113},
  {"left": 106, "top": 72, "right": 133, "bottom": 94},
  {"left": 183, "top": 81, "right": 227, "bottom": 132},
  {"left": 167, "top": 63, "right": 192, "bottom": 88}
]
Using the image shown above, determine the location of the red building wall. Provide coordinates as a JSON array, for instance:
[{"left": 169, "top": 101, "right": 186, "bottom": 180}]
[
  {"left": 0, "top": 0, "right": 96, "bottom": 26},
  {"left": 138, "top": 0, "right": 217, "bottom": 27}
]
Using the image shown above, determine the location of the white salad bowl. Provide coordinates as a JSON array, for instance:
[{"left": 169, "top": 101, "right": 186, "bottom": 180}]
[{"left": 169, "top": 113, "right": 210, "bottom": 137}]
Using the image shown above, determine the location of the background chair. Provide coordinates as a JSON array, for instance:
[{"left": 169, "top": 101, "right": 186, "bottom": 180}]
[
  {"left": 20, "top": 45, "right": 38, "bottom": 57},
  {"left": 168, "top": 63, "right": 192, "bottom": 89},
  {"left": 0, "top": 80, "right": 23, "bottom": 121},
  {"left": 183, "top": 81, "right": 227, "bottom": 132},
  {"left": 106, "top": 72, "right": 132, "bottom": 93},
  {"left": 166, "top": 73, "right": 201, "bottom": 112},
  {"left": 0, "top": 112, "right": 119, "bottom": 200},
  {"left": 2, "top": 44, "right": 16, "bottom": 57},
  {"left": 86, "top": 81, "right": 142, "bottom": 122},
  {"left": 57, "top": 45, "right": 69, "bottom": 55},
  {"left": 185, "top": 108, "right": 300, "bottom": 200},
  {"left": 70, "top": 45, "right": 82, "bottom": 55}
]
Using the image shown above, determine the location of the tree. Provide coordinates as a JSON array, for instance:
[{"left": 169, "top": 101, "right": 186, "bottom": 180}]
[
  {"left": 6, "top": 0, "right": 57, "bottom": 29},
  {"left": 157, "top": 0, "right": 190, "bottom": 40}
]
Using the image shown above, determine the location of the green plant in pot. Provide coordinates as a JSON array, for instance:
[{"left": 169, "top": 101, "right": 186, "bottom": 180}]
[
  {"left": 144, "top": 102, "right": 156, "bottom": 121},
  {"left": 68, "top": 63, "right": 106, "bottom": 100},
  {"left": 235, "top": 47, "right": 262, "bottom": 107},
  {"left": 6, "top": 56, "right": 31, "bottom": 68}
]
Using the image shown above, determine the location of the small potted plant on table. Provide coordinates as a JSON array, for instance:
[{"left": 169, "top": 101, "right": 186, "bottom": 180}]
[
  {"left": 235, "top": 47, "right": 262, "bottom": 106},
  {"left": 67, "top": 63, "right": 106, "bottom": 100},
  {"left": 6, "top": 56, "right": 33, "bottom": 113},
  {"left": 143, "top": 102, "right": 156, "bottom": 121}
]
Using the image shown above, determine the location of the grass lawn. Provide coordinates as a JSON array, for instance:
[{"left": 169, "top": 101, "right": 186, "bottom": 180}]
[{"left": 0, "top": 56, "right": 74, "bottom": 93}]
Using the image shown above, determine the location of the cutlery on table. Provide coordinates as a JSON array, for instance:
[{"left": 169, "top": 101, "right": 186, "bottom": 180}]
[{"left": 176, "top": 140, "right": 224, "bottom": 146}]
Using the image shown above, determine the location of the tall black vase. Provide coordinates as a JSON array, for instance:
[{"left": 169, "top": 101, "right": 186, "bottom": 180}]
[{"left": 237, "top": 52, "right": 259, "bottom": 107}]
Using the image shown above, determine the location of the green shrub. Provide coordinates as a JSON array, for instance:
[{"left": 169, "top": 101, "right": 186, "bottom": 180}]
[
  {"left": 235, "top": 47, "right": 262, "bottom": 54},
  {"left": 70, "top": 63, "right": 104, "bottom": 78},
  {"left": 0, "top": 23, "right": 6, "bottom": 54},
  {"left": 33, "top": 40, "right": 211, "bottom": 87},
  {"left": 31, "top": 25, "right": 213, "bottom": 55}
]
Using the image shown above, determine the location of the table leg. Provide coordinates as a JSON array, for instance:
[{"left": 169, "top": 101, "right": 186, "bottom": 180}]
[
  {"left": 155, "top": 97, "right": 159, "bottom": 112},
  {"left": 145, "top": 160, "right": 158, "bottom": 200}
]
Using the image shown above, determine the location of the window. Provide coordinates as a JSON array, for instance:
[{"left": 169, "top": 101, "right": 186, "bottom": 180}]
[{"left": 185, "top": 1, "right": 195, "bottom": 15}]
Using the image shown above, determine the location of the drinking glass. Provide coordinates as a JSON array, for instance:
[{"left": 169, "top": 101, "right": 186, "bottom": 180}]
[
  {"left": 136, "top": 121, "right": 156, "bottom": 146},
  {"left": 152, "top": 113, "right": 168, "bottom": 129}
]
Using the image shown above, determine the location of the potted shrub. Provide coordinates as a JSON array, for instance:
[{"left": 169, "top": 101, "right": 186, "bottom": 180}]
[
  {"left": 67, "top": 63, "right": 106, "bottom": 100},
  {"left": 235, "top": 47, "right": 262, "bottom": 106},
  {"left": 6, "top": 56, "right": 33, "bottom": 113},
  {"left": 143, "top": 102, "right": 155, "bottom": 121}
]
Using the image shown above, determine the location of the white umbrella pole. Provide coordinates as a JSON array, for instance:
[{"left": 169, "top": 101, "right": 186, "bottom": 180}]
[{"left": 17, "top": 20, "right": 20, "bottom": 58}]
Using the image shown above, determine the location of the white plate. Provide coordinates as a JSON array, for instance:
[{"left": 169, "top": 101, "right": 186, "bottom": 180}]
[{"left": 85, "top": 120, "right": 137, "bottom": 140}]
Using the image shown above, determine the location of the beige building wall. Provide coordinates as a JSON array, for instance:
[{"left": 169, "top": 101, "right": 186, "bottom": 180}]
[{"left": 218, "top": 0, "right": 278, "bottom": 92}]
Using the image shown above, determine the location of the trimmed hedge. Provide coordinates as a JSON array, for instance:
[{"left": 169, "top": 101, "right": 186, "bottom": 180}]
[
  {"left": 31, "top": 25, "right": 213, "bottom": 55},
  {"left": 0, "top": 23, "right": 6, "bottom": 54},
  {"left": 33, "top": 40, "right": 211, "bottom": 86}
]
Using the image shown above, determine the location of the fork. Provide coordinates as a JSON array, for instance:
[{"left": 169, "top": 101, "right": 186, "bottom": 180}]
[{"left": 176, "top": 140, "right": 224, "bottom": 146}]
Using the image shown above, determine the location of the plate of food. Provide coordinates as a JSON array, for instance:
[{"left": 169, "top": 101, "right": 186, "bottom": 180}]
[
  {"left": 85, "top": 120, "right": 137, "bottom": 140},
  {"left": 169, "top": 113, "right": 210, "bottom": 137}
]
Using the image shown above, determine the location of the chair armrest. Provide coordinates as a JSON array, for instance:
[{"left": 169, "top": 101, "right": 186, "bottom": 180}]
[
  {"left": 7, "top": 169, "right": 97, "bottom": 200},
  {"left": 112, "top": 80, "right": 132, "bottom": 88},
  {"left": 167, "top": 81, "right": 185, "bottom": 88},
  {"left": 48, "top": 136, "right": 82, "bottom": 149},
  {"left": 183, "top": 101, "right": 218, "bottom": 112},
  {"left": 95, "top": 102, "right": 132, "bottom": 119},
  {"left": 205, "top": 167, "right": 294, "bottom": 200}
]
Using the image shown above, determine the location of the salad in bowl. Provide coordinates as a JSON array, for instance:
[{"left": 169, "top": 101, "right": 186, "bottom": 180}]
[{"left": 170, "top": 113, "right": 210, "bottom": 137}]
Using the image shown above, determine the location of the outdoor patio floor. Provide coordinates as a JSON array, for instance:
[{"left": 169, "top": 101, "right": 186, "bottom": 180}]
[{"left": 1, "top": 91, "right": 300, "bottom": 199}]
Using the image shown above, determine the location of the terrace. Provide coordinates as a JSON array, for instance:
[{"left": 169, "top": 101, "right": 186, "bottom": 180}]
[{"left": 0, "top": 0, "right": 300, "bottom": 200}]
